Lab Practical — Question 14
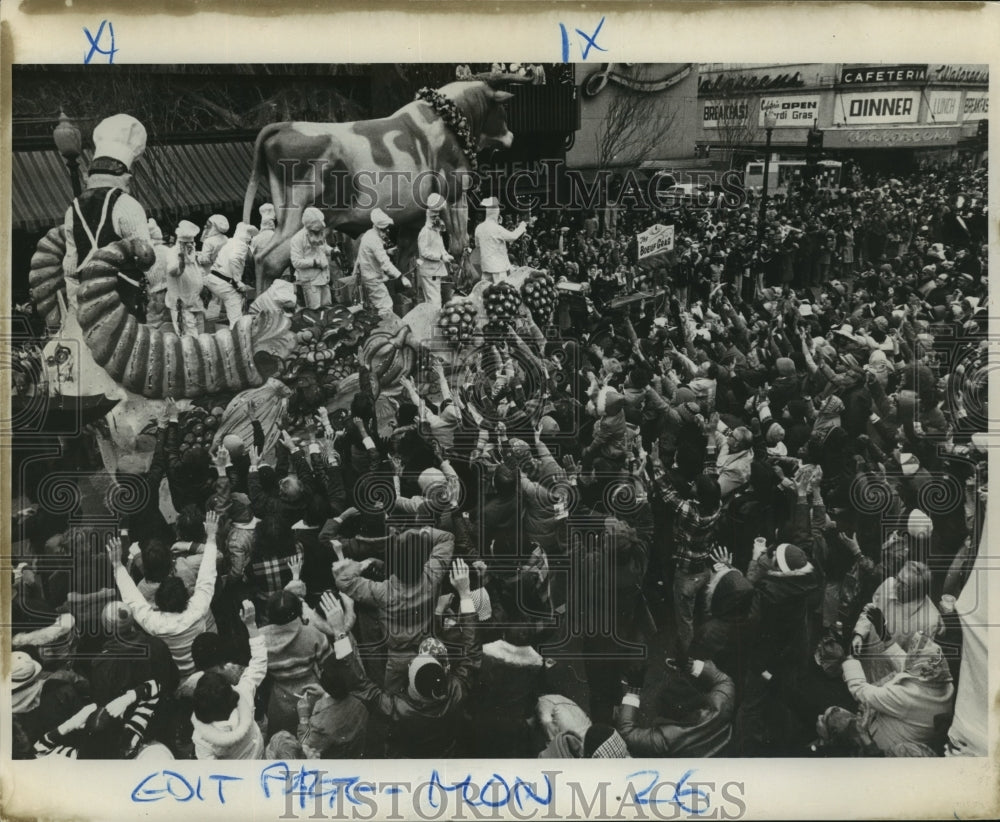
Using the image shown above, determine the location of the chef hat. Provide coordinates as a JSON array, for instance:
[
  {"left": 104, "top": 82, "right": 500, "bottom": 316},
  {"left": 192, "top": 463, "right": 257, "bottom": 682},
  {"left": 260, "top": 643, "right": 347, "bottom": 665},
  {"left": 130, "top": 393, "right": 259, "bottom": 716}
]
[
  {"left": 481, "top": 196, "right": 500, "bottom": 209},
  {"left": 426, "top": 193, "right": 447, "bottom": 212},
  {"left": 147, "top": 218, "right": 163, "bottom": 242},
  {"left": 175, "top": 220, "right": 200, "bottom": 241},
  {"left": 235, "top": 222, "right": 259, "bottom": 241},
  {"left": 302, "top": 206, "right": 325, "bottom": 230},
  {"left": 207, "top": 214, "right": 230, "bottom": 234},
  {"left": 371, "top": 208, "right": 393, "bottom": 229},
  {"left": 90, "top": 113, "right": 147, "bottom": 173}
]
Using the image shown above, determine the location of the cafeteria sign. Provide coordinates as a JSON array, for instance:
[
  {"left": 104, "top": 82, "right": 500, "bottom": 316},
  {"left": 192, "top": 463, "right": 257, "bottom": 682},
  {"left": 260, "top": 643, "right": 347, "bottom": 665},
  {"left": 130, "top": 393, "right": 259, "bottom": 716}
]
[{"left": 637, "top": 224, "right": 675, "bottom": 259}]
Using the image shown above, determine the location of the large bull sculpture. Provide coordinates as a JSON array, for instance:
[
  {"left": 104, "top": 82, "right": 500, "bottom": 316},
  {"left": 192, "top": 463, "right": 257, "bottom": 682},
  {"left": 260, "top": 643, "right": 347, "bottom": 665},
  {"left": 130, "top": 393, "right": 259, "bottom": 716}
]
[{"left": 242, "top": 80, "right": 517, "bottom": 285}]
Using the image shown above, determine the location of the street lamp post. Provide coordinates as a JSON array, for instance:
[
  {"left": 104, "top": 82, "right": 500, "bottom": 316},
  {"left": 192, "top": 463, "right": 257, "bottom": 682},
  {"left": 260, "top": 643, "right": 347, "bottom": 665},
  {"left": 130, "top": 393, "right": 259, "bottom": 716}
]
[
  {"left": 53, "top": 110, "right": 83, "bottom": 198},
  {"left": 752, "top": 110, "right": 778, "bottom": 299},
  {"left": 758, "top": 110, "right": 778, "bottom": 240}
]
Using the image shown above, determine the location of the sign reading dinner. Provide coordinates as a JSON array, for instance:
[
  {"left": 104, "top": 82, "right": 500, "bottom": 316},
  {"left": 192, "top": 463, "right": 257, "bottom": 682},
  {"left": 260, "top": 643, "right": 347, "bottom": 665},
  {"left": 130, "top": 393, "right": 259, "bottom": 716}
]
[
  {"left": 833, "top": 91, "right": 920, "bottom": 125},
  {"left": 637, "top": 223, "right": 675, "bottom": 259}
]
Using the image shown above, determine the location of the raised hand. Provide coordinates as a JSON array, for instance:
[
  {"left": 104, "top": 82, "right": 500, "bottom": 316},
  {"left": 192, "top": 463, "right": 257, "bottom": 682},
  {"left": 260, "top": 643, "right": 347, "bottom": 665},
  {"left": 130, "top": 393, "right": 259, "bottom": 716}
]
[
  {"left": 249, "top": 445, "right": 261, "bottom": 467},
  {"left": 450, "top": 557, "right": 471, "bottom": 596},
  {"left": 213, "top": 445, "right": 230, "bottom": 471},
  {"left": 106, "top": 536, "right": 123, "bottom": 570},
  {"left": 204, "top": 510, "right": 220, "bottom": 538},
  {"left": 287, "top": 552, "right": 303, "bottom": 581},
  {"left": 320, "top": 590, "right": 346, "bottom": 634},
  {"left": 240, "top": 599, "right": 256, "bottom": 629},
  {"left": 710, "top": 546, "right": 732, "bottom": 568}
]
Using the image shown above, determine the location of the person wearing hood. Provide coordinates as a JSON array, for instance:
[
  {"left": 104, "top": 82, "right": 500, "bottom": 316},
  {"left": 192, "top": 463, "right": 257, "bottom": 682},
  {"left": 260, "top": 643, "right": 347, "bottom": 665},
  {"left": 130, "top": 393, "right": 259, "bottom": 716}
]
[
  {"left": 841, "top": 630, "right": 955, "bottom": 754},
  {"left": 61, "top": 114, "right": 152, "bottom": 319},
  {"left": 198, "top": 214, "right": 230, "bottom": 273},
  {"left": 258, "top": 587, "right": 335, "bottom": 736},
  {"left": 191, "top": 599, "right": 268, "bottom": 759},
  {"left": 166, "top": 220, "right": 208, "bottom": 335},
  {"left": 416, "top": 193, "right": 453, "bottom": 306},
  {"left": 356, "top": 208, "right": 406, "bottom": 317},
  {"left": 328, "top": 559, "right": 482, "bottom": 758},
  {"left": 474, "top": 197, "right": 527, "bottom": 284},
  {"left": 290, "top": 206, "right": 333, "bottom": 309},
  {"left": 223, "top": 492, "right": 259, "bottom": 582},
  {"left": 144, "top": 218, "right": 170, "bottom": 330}
]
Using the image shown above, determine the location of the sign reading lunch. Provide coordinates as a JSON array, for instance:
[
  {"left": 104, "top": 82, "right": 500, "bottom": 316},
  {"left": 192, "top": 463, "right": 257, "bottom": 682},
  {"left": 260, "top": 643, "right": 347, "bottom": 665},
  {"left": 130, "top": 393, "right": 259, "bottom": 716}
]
[
  {"left": 839, "top": 64, "right": 928, "bottom": 85},
  {"left": 833, "top": 91, "right": 920, "bottom": 125},
  {"left": 758, "top": 95, "right": 821, "bottom": 128},
  {"left": 927, "top": 91, "right": 962, "bottom": 123},
  {"left": 637, "top": 224, "right": 675, "bottom": 259}
]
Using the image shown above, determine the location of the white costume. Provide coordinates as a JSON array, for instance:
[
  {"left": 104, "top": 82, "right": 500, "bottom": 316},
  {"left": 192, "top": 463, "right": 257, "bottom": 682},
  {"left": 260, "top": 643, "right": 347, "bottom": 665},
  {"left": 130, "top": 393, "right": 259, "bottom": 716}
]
[
  {"left": 356, "top": 208, "right": 404, "bottom": 317},
  {"left": 474, "top": 197, "right": 526, "bottom": 283},
  {"left": 416, "top": 194, "right": 452, "bottom": 307}
]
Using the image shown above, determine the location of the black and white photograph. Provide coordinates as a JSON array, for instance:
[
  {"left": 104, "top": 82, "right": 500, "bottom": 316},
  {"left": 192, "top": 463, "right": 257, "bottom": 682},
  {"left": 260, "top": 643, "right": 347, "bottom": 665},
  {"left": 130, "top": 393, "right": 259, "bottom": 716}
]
[{"left": 1, "top": 4, "right": 997, "bottom": 820}]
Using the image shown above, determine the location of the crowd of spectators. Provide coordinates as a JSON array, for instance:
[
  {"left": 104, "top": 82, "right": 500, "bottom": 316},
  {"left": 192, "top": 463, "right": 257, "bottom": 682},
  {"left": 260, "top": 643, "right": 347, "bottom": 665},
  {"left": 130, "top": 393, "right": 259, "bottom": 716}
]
[{"left": 11, "top": 162, "right": 987, "bottom": 761}]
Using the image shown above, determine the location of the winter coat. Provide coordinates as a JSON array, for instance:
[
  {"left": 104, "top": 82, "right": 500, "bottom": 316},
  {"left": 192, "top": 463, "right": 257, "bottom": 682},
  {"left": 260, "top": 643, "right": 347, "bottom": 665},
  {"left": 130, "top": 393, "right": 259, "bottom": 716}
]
[
  {"left": 260, "top": 619, "right": 332, "bottom": 735},
  {"left": 192, "top": 634, "right": 268, "bottom": 759},
  {"left": 614, "top": 661, "right": 735, "bottom": 757},
  {"left": 842, "top": 655, "right": 954, "bottom": 752}
]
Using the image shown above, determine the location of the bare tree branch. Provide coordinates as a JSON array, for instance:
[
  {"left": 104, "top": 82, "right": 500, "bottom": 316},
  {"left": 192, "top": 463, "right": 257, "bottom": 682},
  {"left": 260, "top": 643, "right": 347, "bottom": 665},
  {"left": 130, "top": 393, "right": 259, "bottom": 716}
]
[
  {"left": 594, "top": 90, "right": 678, "bottom": 170},
  {"left": 703, "top": 93, "right": 761, "bottom": 169}
]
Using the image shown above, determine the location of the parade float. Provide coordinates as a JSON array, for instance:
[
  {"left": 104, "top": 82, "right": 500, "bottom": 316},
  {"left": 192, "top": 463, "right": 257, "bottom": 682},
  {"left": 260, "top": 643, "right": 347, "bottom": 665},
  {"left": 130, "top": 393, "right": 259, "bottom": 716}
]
[
  {"left": 17, "top": 75, "right": 556, "bottom": 471},
  {"left": 22, "top": 224, "right": 556, "bottom": 472}
]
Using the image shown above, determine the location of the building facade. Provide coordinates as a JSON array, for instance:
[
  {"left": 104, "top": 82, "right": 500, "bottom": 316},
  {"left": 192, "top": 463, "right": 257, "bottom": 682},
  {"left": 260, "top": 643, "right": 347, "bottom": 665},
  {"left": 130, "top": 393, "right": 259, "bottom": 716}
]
[{"left": 697, "top": 62, "right": 988, "bottom": 173}]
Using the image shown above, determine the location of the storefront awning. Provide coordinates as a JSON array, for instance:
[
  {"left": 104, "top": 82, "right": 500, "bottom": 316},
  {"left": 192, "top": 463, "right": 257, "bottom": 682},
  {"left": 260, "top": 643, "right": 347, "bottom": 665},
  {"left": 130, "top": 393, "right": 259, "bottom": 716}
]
[{"left": 12, "top": 141, "right": 255, "bottom": 233}]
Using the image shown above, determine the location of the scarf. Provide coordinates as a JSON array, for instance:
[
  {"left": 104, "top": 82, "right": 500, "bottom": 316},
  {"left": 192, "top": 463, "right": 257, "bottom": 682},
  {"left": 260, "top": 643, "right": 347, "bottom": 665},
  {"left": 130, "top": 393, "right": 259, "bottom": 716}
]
[
  {"left": 812, "top": 395, "right": 845, "bottom": 439},
  {"left": 903, "top": 633, "right": 952, "bottom": 685}
]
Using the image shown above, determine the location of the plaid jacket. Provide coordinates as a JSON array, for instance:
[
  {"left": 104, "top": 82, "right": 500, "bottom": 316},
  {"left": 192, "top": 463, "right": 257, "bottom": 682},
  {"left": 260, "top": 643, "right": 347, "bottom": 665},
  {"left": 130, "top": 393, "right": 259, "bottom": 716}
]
[
  {"left": 250, "top": 551, "right": 303, "bottom": 599},
  {"left": 658, "top": 482, "right": 720, "bottom": 573}
]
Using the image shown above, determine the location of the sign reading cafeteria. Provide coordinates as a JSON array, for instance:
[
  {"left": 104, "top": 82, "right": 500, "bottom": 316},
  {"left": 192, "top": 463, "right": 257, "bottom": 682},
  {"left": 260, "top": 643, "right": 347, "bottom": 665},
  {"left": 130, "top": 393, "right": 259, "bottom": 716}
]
[
  {"left": 833, "top": 91, "right": 920, "bottom": 125},
  {"left": 758, "top": 95, "right": 821, "bottom": 127},
  {"left": 839, "top": 64, "right": 928, "bottom": 85},
  {"left": 637, "top": 223, "right": 675, "bottom": 259}
]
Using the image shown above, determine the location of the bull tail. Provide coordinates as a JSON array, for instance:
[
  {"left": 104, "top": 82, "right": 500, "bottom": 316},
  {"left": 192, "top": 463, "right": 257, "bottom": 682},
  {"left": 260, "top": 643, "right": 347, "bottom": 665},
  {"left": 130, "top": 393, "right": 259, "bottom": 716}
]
[{"left": 242, "top": 122, "right": 290, "bottom": 224}]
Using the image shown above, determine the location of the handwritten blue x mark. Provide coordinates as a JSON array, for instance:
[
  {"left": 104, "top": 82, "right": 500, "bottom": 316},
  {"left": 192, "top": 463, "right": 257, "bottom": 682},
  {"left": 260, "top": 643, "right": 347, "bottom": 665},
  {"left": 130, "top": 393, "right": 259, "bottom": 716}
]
[
  {"left": 84, "top": 20, "right": 118, "bottom": 65},
  {"left": 560, "top": 16, "right": 608, "bottom": 62}
]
